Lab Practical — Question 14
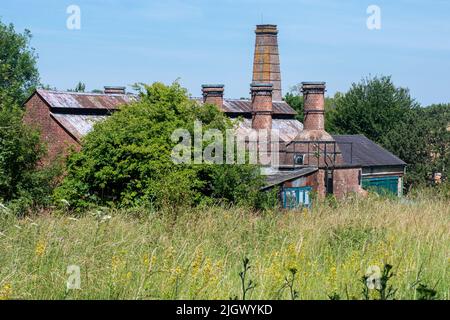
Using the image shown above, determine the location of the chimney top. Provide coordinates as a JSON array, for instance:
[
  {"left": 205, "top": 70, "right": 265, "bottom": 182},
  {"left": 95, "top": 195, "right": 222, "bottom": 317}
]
[
  {"left": 255, "top": 24, "right": 278, "bottom": 35},
  {"left": 201, "top": 84, "right": 225, "bottom": 89},
  {"left": 104, "top": 86, "right": 126, "bottom": 94},
  {"left": 301, "top": 82, "right": 326, "bottom": 93},
  {"left": 250, "top": 82, "right": 273, "bottom": 131},
  {"left": 251, "top": 82, "right": 273, "bottom": 89},
  {"left": 202, "top": 84, "right": 224, "bottom": 107}
]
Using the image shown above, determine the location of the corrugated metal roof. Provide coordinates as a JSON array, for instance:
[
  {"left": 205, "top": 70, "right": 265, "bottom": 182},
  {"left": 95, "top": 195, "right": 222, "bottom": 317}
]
[
  {"left": 193, "top": 98, "right": 297, "bottom": 115},
  {"left": 37, "top": 89, "right": 137, "bottom": 110},
  {"left": 333, "top": 135, "right": 406, "bottom": 167},
  {"left": 36, "top": 89, "right": 299, "bottom": 143},
  {"left": 235, "top": 118, "right": 303, "bottom": 143},
  {"left": 223, "top": 99, "right": 296, "bottom": 115},
  {"left": 51, "top": 113, "right": 107, "bottom": 141},
  {"left": 263, "top": 167, "right": 318, "bottom": 189}
]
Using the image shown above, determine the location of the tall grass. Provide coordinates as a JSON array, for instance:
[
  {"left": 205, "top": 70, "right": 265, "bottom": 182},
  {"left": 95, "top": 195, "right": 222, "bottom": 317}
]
[{"left": 0, "top": 194, "right": 449, "bottom": 300}]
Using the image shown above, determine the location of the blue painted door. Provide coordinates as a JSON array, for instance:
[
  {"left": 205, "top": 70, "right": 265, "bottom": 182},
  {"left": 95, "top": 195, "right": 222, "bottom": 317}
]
[{"left": 282, "top": 187, "right": 312, "bottom": 209}]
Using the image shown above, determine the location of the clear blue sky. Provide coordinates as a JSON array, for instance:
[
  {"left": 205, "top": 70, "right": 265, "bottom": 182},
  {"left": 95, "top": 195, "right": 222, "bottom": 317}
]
[{"left": 1, "top": 0, "right": 449, "bottom": 105}]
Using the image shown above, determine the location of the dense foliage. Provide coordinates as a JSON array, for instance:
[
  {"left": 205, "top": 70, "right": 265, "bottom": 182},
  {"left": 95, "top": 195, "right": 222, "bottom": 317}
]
[
  {"left": 326, "top": 76, "right": 419, "bottom": 144},
  {"left": 55, "top": 82, "right": 267, "bottom": 210},
  {"left": 0, "top": 22, "right": 59, "bottom": 214},
  {"left": 0, "top": 19, "right": 39, "bottom": 108},
  {"left": 383, "top": 104, "right": 450, "bottom": 187},
  {"left": 0, "top": 107, "right": 58, "bottom": 213}
]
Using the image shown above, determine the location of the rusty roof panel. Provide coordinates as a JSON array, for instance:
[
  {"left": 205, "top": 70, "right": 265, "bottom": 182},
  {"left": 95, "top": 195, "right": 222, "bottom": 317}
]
[
  {"left": 51, "top": 113, "right": 107, "bottom": 141},
  {"left": 38, "top": 89, "right": 137, "bottom": 110},
  {"left": 235, "top": 118, "right": 303, "bottom": 143},
  {"left": 222, "top": 99, "right": 297, "bottom": 115},
  {"left": 263, "top": 167, "right": 318, "bottom": 189}
]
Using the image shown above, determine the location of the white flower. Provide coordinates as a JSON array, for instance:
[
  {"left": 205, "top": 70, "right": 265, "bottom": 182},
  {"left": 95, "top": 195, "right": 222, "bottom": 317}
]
[
  {"left": 101, "top": 215, "right": 112, "bottom": 223},
  {"left": 365, "top": 265, "right": 382, "bottom": 290}
]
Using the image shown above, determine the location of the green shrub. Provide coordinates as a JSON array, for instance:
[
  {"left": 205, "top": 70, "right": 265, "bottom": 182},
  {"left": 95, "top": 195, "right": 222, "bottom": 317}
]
[
  {"left": 0, "top": 107, "right": 59, "bottom": 215},
  {"left": 55, "top": 82, "right": 270, "bottom": 211}
]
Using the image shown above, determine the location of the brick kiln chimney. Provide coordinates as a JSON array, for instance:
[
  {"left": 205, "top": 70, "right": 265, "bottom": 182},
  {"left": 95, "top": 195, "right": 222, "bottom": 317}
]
[
  {"left": 104, "top": 86, "right": 126, "bottom": 94},
  {"left": 294, "top": 82, "right": 333, "bottom": 141},
  {"left": 302, "top": 82, "right": 326, "bottom": 131},
  {"left": 202, "top": 84, "right": 224, "bottom": 109},
  {"left": 252, "top": 25, "right": 282, "bottom": 102},
  {"left": 251, "top": 83, "right": 273, "bottom": 130}
]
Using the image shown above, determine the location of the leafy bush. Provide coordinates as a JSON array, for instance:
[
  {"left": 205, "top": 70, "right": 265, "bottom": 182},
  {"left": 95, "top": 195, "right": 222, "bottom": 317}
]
[
  {"left": 55, "top": 82, "right": 271, "bottom": 211},
  {"left": 0, "top": 19, "right": 39, "bottom": 107},
  {"left": 0, "top": 107, "right": 59, "bottom": 215}
]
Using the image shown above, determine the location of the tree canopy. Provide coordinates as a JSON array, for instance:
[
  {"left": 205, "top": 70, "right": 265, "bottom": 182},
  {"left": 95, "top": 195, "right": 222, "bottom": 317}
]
[
  {"left": 327, "top": 76, "right": 419, "bottom": 144},
  {"left": 55, "top": 82, "right": 267, "bottom": 210},
  {"left": 383, "top": 104, "right": 450, "bottom": 187},
  {"left": 0, "top": 19, "right": 39, "bottom": 107}
]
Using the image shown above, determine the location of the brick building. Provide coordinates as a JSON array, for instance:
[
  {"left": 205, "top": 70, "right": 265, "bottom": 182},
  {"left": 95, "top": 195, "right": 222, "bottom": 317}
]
[{"left": 23, "top": 24, "right": 406, "bottom": 208}]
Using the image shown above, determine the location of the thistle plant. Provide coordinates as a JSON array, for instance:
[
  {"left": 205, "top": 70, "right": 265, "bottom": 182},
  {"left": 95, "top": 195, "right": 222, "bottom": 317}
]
[
  {"left": 279, "top": 267, "right": 299, "bottom": 300},
  {"left": 235, "top": 257, "right": 257, "bottom": 300},
  {"left": 362, "top": 264, "right": 397, "bottom": 300}
]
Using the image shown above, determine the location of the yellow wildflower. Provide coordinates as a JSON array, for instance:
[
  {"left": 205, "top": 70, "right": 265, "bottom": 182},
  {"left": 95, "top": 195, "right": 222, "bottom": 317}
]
[
  {"left": 124, "top": 271, "right": 132, "bottom": 281},
  {"left": 0, "top": 283, "right": 12, "bottom": 300},
  {"left": 35, "top": 241, "right": 46, "bottom": 257},
  {"left": 111, "top": 255, "right": 123, "bottom": 272},
  {"left": 143, "top": 254, "right": 150, "bottom": 267}
]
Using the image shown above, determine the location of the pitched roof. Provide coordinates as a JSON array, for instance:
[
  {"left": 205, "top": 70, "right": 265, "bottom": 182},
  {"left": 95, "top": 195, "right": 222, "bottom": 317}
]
[
  {"left": 51, "top": 113, "right": 108, "bottom": 142},
  {"left": 333, "top": 135, "right": 406, "bottom": 167},
  {"left": 193, "top": 98, "right": 297, "bottom": 116},
  {"left": 263, "top": 167, "right": 318, "bottom": 189},
  {"left": 222, "top": 99, "right": 297, "bottom": 116},
  {"left": 32, "top": 90, "right": 301, "bottom": 143},
  {"left": 36, "top": 89, "right": 138, "bottom": 111},
  {"left": 235, "top": 118, "right": 303, "bottom": 143}
]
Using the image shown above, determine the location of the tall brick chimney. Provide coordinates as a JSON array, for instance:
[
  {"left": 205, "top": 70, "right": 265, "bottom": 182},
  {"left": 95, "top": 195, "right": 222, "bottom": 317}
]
[
  {"left": 294, "top": 82, "right": 333, "bottom": 141},
  {"left": 104, "top": 86, "right": 126, "bottom": 94},
  {"left": 251, "top": 83, "right": 273, "bottom": 130},
  {"left": 252, "top": 25, "right": 282, "bottom": 101},
  {"left": 202, "top": 84, "right": 224, "bottom": 109},
  {"left": 302, "top": 82, "right": 326, "bottom": 131}
]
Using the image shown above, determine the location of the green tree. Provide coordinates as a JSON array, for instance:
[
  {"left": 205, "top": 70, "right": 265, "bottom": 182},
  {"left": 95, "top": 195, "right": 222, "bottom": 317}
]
[
  {"left": 327, "top": 76, "right": 419, "bottom": 143},
  {"left": 0, "top": 106, "right": 59, "bottom": 214},
  {"left": 55, "top": 82, "right": 266, "bottom": 210},
  {"left": 68, "top": 82, "right": 86, "bottom": 92},
  {"left": 0, "top": 19, "right": 39, "bottom": 108},
  {"left": 384, "top": 104, "right": 450, "bottom": 187}
]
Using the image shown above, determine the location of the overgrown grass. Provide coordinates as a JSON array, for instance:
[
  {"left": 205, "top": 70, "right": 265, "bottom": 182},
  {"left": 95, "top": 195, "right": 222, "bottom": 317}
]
[{"left": 0, "top": 194, "right": 449, "bottom": 300}]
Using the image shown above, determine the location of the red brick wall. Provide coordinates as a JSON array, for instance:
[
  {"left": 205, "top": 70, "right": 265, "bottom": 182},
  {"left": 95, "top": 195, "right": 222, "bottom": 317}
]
[
  {"left": 333, "top": 168, "right": 366, "bottom": 199},
  {"left": 251, "top": 85, "right": 273, "bottom": 131},
  {"left": 202, "top": 86, "right": 224, "bottom": 109},
  {"left": 309, "top": 169, "right": 327, "bottom": 198},
  {"left": 303, "top": 92, "right": 325, "bottom": 131},
  {"left": 23, "top": 93, "right": 80, "bottom": 165}
]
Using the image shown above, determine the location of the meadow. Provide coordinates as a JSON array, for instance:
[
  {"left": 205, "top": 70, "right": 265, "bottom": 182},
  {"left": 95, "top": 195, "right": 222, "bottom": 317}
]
[{"left": 0, "top": 192, "right": 449, "bottom": 300}]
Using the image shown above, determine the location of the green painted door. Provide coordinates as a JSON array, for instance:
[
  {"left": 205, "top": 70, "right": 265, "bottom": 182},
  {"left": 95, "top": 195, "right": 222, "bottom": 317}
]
[{"left": 362, "top": 176, "right": 399, "bottom": 196}]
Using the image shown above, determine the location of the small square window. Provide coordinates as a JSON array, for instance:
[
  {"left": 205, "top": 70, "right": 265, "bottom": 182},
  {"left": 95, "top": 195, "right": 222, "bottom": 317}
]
[{"left": 294, "top": 154, "right": 306, "bottom": 165}]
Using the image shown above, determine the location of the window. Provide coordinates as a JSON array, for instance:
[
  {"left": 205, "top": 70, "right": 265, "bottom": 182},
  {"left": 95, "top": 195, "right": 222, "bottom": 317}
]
[{"left": 294, "top": 154, "right": 306, "bottom": 165}]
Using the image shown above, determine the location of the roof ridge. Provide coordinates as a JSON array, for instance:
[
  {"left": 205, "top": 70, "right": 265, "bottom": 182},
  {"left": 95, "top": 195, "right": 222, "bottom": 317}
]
[{"left": 37, "top": 88, "right": 135, "bottom": 97}]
